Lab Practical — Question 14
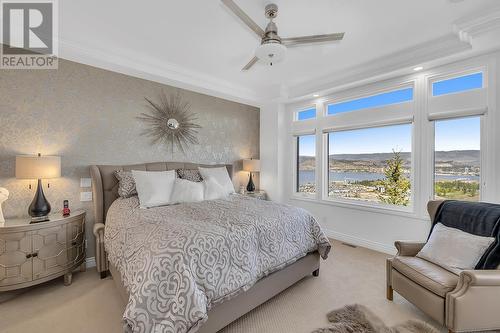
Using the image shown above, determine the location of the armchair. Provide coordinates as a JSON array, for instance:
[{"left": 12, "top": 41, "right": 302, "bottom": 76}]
[{"left": 387, "top": 200, "right": 500, "bottom": 333}]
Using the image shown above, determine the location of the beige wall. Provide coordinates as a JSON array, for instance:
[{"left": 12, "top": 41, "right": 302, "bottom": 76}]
[{"left": 0, "top": 59, "right": 260, "bottom": 258}]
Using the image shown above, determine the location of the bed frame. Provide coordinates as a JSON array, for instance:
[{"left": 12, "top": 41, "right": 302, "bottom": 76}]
[{"left": 90, "top": 161, "right": 321, "bottom": 333}]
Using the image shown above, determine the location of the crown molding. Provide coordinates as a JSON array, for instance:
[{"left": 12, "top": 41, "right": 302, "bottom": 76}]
[
  {"left": 285, "top": 33, "right": 472, "bottom": 101},
  {"left": 56, "top": 5, "right": 500, "bottom": 107},
  {"left": 58, "top": 39, "right": 263, "bottom": 107},
  {"left": 453, "top": 6, "right": 500, "bottom": 42}
]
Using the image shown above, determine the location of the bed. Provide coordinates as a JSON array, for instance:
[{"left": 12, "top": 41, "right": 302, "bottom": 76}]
[{"left": 90, "top": 162, "right": 331, "bottom": 333}]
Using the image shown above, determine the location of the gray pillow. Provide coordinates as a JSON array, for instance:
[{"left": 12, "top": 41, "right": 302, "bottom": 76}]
[
  {"left": 176, "top": 169, "right": 203, "bottom": 182},
  {"left": 114, "top": 170, "right": 137, "bottom": 198}
]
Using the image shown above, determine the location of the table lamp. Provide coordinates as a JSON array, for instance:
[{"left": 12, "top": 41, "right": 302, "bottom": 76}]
[
  {"left": 243, "top": 159, "right": 260, "bottom": 193},
  {"left": 16, "top": 154, "right": 61, "bottom": 222}
]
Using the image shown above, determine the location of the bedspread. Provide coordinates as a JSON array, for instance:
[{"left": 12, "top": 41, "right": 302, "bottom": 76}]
[{"left": 104, "top": 194, "right": 331, "bottom": 333}]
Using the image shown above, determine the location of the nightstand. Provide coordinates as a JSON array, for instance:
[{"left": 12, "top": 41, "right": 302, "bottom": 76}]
[
  {"left": 244, "top": 190, "right": 267, "bottom": 200},
  {"left": 0, "top": 210, "right": 86, "bottom": 291}
]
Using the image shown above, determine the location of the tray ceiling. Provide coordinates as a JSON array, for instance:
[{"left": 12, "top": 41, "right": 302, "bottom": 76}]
[{"left": 59, "top": 0, "right": 500, "bottom": 104}]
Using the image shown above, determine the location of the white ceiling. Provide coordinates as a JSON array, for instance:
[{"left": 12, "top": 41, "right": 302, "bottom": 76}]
[{"left": 59, "top": 0, "right": 500, "bottom": 105}]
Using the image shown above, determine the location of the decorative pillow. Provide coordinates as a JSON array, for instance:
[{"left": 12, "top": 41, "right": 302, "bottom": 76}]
[
  {"left": 417, "top": 223, "right": 495, "bottom": 273},
  {"left": 132, "top": 170, "right": 176, "bottom": 208},
  {"left": 176, "top": 169, "right": 203, "bottom": 182},
  {"left": 198, "top": 166, "right": 234, "bottom": 195},
  {"left": 170, "top": 179, "right": 204, "bottom": 204},
  {"left": 114, "top": 170, "right": 137, "bottom": 198},
  {"left": 204, "top": 177, "right": 228, "bottom": 201}
]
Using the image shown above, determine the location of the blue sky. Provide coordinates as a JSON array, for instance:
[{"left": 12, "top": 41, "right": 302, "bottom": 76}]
[
  {"left": 329, "top": 124, "right": 412, "bottom": 155},
  {"left": 435, "top": 117, "right": 480, "bottom": 151},
  {"left": 328, "top": 88, "right": 413, "bottom": 115},
  {"left": 299, "top": 117, "right": 480, "bottom": 156},
  {"left": 298, "top": 73, "right": 482, "bottom": 156}
]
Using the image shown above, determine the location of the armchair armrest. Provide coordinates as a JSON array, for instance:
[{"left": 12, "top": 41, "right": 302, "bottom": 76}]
[
  {"left": 459, "top": 270, "right": 500, "bottom": 286},
  {"left": 394, "top": 241, "right": 426, "bottom": 257},
  {"left": 446, "top": 270, "right": 500, "bottom": 332},
  {"left": 92, "top": 223, "right": 108, "bottom": 276}
]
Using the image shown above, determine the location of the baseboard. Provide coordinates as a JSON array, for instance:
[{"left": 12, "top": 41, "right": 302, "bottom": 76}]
[
  {"left": 325, "top": 229, "right": 396, "bottom": 255},
  {"left": 86, "top": 257, "right": 96, "bottom": 268}
]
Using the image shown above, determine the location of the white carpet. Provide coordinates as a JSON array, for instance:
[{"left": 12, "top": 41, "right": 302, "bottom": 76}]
[{"left": 0, "top": 240, "right": 445, "bottom": 333}]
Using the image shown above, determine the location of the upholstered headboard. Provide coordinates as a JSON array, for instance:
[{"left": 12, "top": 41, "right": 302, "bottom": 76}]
[{"left": 90, "top": 162, "right": 233, "bottom": 224}]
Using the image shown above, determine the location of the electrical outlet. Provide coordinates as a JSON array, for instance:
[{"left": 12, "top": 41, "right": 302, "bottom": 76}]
[
  {"left": 80, "top": 178, "right": 92, "bottom": 188},
  {"left": 80, "top": 191, "right": 93, "bottom": 202},
  {"left": 85, "top": 239, "right": 88, "bottom": 249}
]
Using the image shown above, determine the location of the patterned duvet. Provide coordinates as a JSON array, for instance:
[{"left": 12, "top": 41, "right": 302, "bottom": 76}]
[{"left": 104, "top": 194, "right": 331, "bottom": 333}]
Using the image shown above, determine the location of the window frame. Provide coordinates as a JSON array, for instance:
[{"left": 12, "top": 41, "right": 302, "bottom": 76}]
[
  {"left": 294, "top": 105, "right": 317, "bottom": 122},
  {"left": 430, "top": 71, "right": 485, "bottom": 97},
  {"left": 323, "top": 83, "right": 415, "bottom": 118},
  {"left": 427, "top": 66, "right": 488, "bottom": 205},
  {"left": 431, "top": 115, "right": 483, "bottom": 202},
  {"left": 292, "top": 131, "right": 317, "bottom": 199},
  {"left": 322, "top": 122, "right": 415, "bottom": 212},
  {"left": 286, "top": 58, "right": 494, "bottom": 218}
]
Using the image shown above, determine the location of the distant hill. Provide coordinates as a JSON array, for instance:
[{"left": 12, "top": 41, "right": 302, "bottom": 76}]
[
  {"left": 299, "top": 150, "right": 480, "bottom": 170},
  {"left": 434, "top": 150, "right": 480, "bottom": 165},
  {"left": 331, "top": 152, "right": 411, "bottom": 162}
]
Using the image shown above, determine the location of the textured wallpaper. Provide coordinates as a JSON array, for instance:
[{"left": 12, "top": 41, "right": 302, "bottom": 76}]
[{"left": 0, "top": 59, "right": 260, "bottom": 258}]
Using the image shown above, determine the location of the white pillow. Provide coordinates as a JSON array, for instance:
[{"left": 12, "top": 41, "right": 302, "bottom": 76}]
[
  {"left": 170, "top": 178, "right": 204, "bottom": 204},
  {"left": 417, "top": 223, "right": 495, "bottom": 273},
  {"left": 132, "top": 170, "right": 176, "bottom": 208},
  {"left": 204, "top": 177, "right": 228, "bottom": 201},
  {"left": 198, "top": 167, "right": 234, "bottom": 195}
]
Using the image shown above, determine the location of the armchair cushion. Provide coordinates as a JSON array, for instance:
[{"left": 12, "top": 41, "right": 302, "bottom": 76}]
[{"left": 392, "top": 256, "right": 458, "bottom": 297}]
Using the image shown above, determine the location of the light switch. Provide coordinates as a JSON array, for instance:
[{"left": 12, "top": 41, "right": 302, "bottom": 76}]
[
  {"left": 80, "top": 178, "right": 92, "bottom": 188},
  {"left": 80, "top": 191, "right": 93, "bottom": 202}
]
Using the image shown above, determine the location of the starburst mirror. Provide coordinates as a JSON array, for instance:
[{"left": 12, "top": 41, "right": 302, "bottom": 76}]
[{"left": 138, "top": 91, "right": 201, "bottom": 154}]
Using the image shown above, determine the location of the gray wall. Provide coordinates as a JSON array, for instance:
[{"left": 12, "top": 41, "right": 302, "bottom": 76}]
[{"left": 0, "top": 59, "right": 260, "bottom": 258}]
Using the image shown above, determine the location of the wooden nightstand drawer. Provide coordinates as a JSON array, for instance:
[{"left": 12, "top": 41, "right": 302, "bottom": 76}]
[
  {"left": 67, "top": 219, "right": 85, "bottom": 266},
  {"left": 32, "top": 224, "right": 68, "bottom": 279},
  {"left": 0, "top": 232, "right": 32, "bottom": 286},
  {"left": 0, "top": 211, "right": 86, "bottom": 291}
]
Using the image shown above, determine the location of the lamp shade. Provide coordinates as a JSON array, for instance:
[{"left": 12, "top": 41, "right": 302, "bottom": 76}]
[
  {"left": 243, "top": 159, "right": 260, "bottom": 172},
  {"left": 16, "top": 155, "right": 61, "bottom": 179}
]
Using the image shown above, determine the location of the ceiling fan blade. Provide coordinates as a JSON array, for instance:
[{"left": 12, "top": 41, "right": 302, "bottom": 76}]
[
  {"left": 221, "top": 0, "right": 264, "bottom": 38},
  {"left": 282, "top": 33, "right": 345, "bottom": 46},
  {"left": 242, "top": 56, "right": 258, "bottom": 71}
]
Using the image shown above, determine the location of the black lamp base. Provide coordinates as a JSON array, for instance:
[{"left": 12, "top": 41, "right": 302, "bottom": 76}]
[
  {"left": 246, "top": 172, "right": 256, "bottom": 193},
  {"left": 29, "top": 179, "right": 51, "bottom": 223}
]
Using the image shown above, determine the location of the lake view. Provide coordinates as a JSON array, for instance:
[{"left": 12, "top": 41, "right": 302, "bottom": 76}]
[{"left": 299, "top": 170, "right": 479, "bottom": 184}]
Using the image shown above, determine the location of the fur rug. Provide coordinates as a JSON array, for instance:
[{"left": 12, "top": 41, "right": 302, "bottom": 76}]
[{"left": 312, "top": 304, "right": 440, "bottom": 333}]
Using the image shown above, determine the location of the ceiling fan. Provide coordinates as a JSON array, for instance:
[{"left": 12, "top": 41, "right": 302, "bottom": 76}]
[{"left": 221, "top": 0, "right": 345, "bottom": 71}]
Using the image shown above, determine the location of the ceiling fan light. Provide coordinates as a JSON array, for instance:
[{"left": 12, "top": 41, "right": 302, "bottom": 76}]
[{"left": 255, "top": 43, "right": 286, "bottom": 65}]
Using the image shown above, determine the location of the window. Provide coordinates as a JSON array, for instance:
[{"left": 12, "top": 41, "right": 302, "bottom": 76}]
[
  {"left": 296, "top": 108, "right": 316, "bottom": 121},
  {"left": 432, "top": 72, "right": 483, "bottom": 96},
  {"left": 434, "top": 117, "right": 480, "bottom": 201},
  {"left": 327, "top": 88, "right": 413, "bottom": 116},
  {"left": 296, "top": 135, "right": 316, "bottom": 194},
  {"left": 288, "top": 65, "right": 492, "bottom": 213},
  {"left": 327, "top": 124, "right": 412, "bottom": 206}
]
